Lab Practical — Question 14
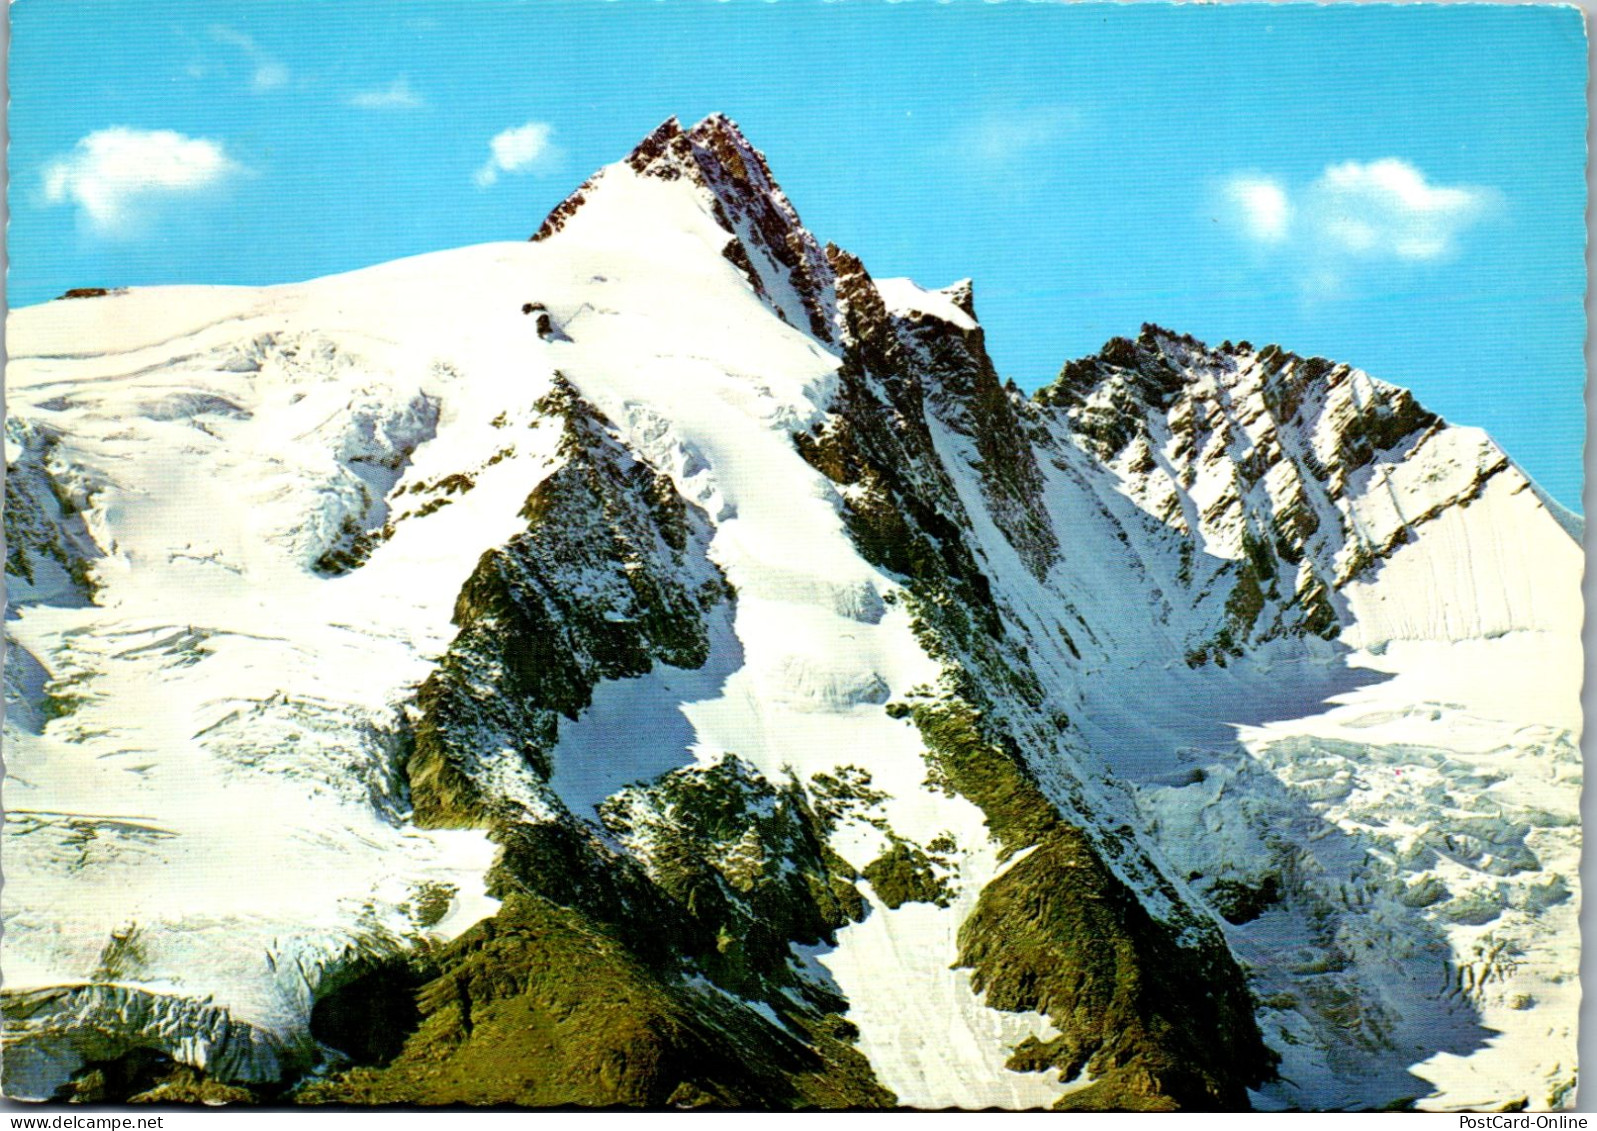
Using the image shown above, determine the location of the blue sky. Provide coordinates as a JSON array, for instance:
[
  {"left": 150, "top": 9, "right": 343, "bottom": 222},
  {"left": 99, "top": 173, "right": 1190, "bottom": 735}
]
[{"left": 8, "top": 1, "right": 1587, "bottom": 510}]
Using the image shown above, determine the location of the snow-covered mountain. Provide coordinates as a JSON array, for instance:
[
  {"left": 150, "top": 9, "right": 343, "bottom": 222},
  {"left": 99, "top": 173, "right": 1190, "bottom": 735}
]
[{"left": 3, "top": 114, "right": 1582, "bottom": 1110}]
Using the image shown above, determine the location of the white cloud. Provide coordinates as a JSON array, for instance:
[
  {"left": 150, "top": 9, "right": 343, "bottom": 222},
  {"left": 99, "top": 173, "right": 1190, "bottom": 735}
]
[
  {"left": 1223, "top": 159, "right": 1497, "bottom": 264},
  {"left": 42, "top": 127, "right": 243, "bottom": 237},
  {"left": 1311, "top": 159, "right": 1495, "bottom": 260},
  {"left": 251, "top": 62, "right": 290, "bottom": 92},
  {"left": 474, "top": 121, "right": 559, "bottom": 188},
  {"left": 1225, "top": 175, "right": 1290, "bottom": 244},
  {"left": 211, "top": 26, "right": 289, "bottom": 92},
  {"left": 956, "top": 106, "right": 1082, "bottom": 169},
  {"left": 349, "top": 77, "right": 425, "bottom": 110}
]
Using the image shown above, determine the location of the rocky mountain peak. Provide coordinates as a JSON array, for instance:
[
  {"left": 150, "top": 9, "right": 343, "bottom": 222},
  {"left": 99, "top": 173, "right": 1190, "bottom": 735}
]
[
  {"left": 1038, "top": 325, "right": 1440, "bottom": 479},
  {"left": 1030, "top": 320, "right": 1522, "bottom": 657},
  {"left": 943, "top": 279, "right": 977, "bottom": 321},
  {"left": 1039, "top": 323, "right": 1225, "bottom": 418},
  {"left": 534, "top": 113, "right": 839, "bottom": 343}
]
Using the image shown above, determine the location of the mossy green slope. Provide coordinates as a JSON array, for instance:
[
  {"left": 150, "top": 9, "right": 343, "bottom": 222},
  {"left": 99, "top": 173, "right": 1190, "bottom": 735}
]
[
  {"left": 912, "top": 699, "right": 1272, "bottom": 1110},
  {"left": 301, "top": 895, "right": 889, "bottom": 1109},
  {"left": 962, "top": 833, "right": 1266, "bottom": 1110}
]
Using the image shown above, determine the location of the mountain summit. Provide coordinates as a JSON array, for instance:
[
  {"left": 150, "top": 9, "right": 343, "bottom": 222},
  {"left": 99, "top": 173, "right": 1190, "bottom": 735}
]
[
  {"left": 535, "top": 114, "right": 839, "bottom": 343},
  {"left": 3, "top": 116, "right": 1581, "bottom": 1111}
]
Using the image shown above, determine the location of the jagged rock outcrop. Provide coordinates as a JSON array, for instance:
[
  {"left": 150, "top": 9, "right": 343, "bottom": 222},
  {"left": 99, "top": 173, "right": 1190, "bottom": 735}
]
[
  {"left": 4, "top": 419, "right": 101, "bottom": 608},
  {"left": 407, "top": 374, "right": 730, "bottom": 828},
  {"left": 880, "top": 279, "right": 1058, "bottom": 580},
  {"left": 1034, "top": 324, "right": 1552, "bottom": 658}
]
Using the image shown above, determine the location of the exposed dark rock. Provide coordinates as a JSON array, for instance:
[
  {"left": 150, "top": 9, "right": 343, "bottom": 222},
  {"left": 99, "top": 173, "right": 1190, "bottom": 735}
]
[
  {"left": 53, "top": 1049, "right": 266, "bottom": 1105},
  {"left": 407, "top": 374, "right": 729, "bottom": 828},
  {"left": 888, "top": 280, "right": 1058, "bottom": 580},
  {"left": 1205, "top": 875, "right": 1283, "bottom": 925},
  {"left": 861, "top": 840, "right": 951, "bottom": 909},
  {"left": 4, "top": 420, "right": 102, "bottom": 605},
  {"left": 598, "top": 754, "right": 867, "bottom": 998},
  {"left": 310, "top": 958, "right": 429, "bottom": 1066}
]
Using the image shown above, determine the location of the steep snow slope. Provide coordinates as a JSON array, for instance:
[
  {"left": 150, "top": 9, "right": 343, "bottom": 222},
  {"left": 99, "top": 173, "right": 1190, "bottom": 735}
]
[{"left": 4, "top": 115, "right": 1581, "bottom": 1111}]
